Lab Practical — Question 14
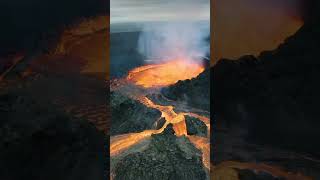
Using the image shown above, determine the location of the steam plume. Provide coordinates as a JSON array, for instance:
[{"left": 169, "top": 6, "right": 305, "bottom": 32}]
[{"left": 137, "top": 22, "right": 210, "bottom": 63}]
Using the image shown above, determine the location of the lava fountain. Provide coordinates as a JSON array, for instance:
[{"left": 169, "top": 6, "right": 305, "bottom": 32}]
[{"left": 126, "top": 59, "right": 205, "bottom": 88}]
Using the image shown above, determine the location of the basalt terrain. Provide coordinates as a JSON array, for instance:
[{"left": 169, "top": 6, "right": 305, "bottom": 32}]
[
  {"left": 114, "top": 124, "right": 207, "bottom": 180},
  {"left": 110, "top": 91, "right": 162, "bottom": 135}
]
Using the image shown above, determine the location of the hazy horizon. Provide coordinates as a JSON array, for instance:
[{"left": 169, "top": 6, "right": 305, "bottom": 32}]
[
  {"left": 110, "top": 0, "right": 209, "bottom": 33},
  {"left": 110, "top": 20, "right": 210, "bottom": 33}
]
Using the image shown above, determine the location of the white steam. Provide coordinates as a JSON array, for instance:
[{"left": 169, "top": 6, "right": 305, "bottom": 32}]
[{"left": 137, "top": 21, "right": 210, "bottom": 63}]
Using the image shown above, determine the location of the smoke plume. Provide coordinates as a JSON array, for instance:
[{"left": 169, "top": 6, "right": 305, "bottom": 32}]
[{"left": 137, "top": 21, "right": 210, "bottom": 63}]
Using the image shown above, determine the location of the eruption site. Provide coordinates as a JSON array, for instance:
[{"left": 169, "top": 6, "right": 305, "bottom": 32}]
[
  {"left": 110, "top": 16, "right": 210, "bottom": 179},
  {"left": 110, "top": 57, "right": 210, "bottom": 179},
  {"left": 126, "top": 59, "right": 205, "bottom": 88}
]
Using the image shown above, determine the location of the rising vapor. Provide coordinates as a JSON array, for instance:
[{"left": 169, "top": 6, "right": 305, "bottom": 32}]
[
  {"left": 110, "top": 0, "right": 210, "bottom": 63},
  {"left": 138, "top": 22, "right": 210, "bottom": 63}
]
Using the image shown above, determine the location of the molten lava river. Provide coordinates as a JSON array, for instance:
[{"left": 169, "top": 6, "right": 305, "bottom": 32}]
[{"left": 110, "top": 59, "right": 210, "bottom": 179}]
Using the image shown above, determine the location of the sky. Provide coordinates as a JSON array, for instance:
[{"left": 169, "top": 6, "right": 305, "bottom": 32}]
[{"left": 110, "top": 0, "right": 210, "bottom": 32}]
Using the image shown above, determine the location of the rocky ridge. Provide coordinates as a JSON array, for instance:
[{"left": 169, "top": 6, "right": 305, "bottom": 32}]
[
  {"left": 110, "top": 91, "right": 162, "bottom": 135},
  {"left": 113, "top": 124, "right": 207, "bottom": 180},
  {"left": 185, "top": 116, "right": 208, "bottom": 137},
  {"left": 161, "top": 68, "right": 210, "bottom": 111}
]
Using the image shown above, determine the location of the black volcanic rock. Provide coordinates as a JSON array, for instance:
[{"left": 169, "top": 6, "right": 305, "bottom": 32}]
[
  {"left": 110, "top": 91, "right": 161, "bottom": 135},
  {"left": 0, "top": 90, "right": 105, "bottom": 180},
  {"left": 238, "top": 169, "right": 283, "bottom": 180},
  {"left": 185, "top": 116, "right": 207, "bottom": 137},
  {"left": 154, "top": 117, "right": 166, "bottom": 130},
  {"left": 114, "top": 124, "right": 207, "bottom": 180},
  {"left": 146, "top": 93, "right": 172, "bottom": 106},
  {"left": 161, "top": 68, "right": 210, "bottom": 111}
]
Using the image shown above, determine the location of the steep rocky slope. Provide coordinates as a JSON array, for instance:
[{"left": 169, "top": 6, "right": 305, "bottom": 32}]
[
  {"left": 113, "top": 124, "right": 207, "bottom": 180},
  {"left": 110, "top": 91, "right": 161, "bottom": 135},
  {"left": 161, "top": 68, "right": 210, "bottom": 111}
]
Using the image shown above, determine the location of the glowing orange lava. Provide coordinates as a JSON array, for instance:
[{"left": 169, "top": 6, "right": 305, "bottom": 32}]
[
  {"left": 110, "top": 130, "right": 155, "bottom": 156},
  {"left": 127, "top": 59, "right": 204, "bottom": 88},
  {"left": 111, "top": 60, "right": 210, "bottom": 177},
  {"left": 139, "top": 97, "right": 188, "bottom": 136},
  {"left": 110, "top": 96, "right": 210, "bottom": 173},
  {"left": 110, "top": 96, "right": 190, "bottom": 156},
  {"left": 188, "top": 136, "right": 210, "bottom": 170}
]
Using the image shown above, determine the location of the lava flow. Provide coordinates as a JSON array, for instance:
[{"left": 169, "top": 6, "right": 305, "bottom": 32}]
[
  {"left": 110, "top": 94, "right": 211, "bottom": 170},
  {"left": 110, "top": 59, "right": 210, "bottom": 178},
  {"left": 126, "top": 59, "right": 204, "bottom": 88},
  {"left": 110, "top": 96, "right": 189, "bottom": 156},
  {"left": 139, "top": 97, "right": 187, "bottom": 136}
]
